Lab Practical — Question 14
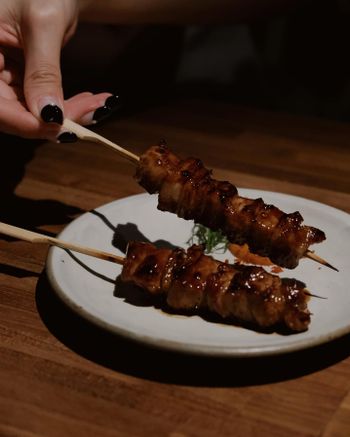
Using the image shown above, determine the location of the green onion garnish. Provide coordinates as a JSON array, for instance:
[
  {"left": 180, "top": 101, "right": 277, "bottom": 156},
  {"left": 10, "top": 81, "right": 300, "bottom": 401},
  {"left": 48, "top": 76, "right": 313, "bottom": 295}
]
[{"left": 187, "top": 224, "right": 229, "bottom": 254}]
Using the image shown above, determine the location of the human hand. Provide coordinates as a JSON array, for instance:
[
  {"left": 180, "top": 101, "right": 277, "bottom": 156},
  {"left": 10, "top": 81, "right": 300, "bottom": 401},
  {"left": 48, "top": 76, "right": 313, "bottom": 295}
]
[{"left": 0, "top": 0, "right": 119, "bottom": 141}]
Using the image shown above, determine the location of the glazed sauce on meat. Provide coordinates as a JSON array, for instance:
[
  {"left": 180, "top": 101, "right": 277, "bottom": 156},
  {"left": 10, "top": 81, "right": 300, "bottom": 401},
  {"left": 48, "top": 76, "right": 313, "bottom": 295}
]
[
  {"left": 122, "top": 241, "right": 311, "bottom": 332},
  {"left": 135, "top": 145, "right": 326, "bottom": 268},
  {"left": 136, "top": 255, "right": 159, "bottom": 276}
]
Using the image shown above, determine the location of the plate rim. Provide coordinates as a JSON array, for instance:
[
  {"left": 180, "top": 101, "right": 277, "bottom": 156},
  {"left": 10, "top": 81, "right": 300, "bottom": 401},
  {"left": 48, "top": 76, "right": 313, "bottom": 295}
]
[{"left": 45, "top": 190, "right": 350, "bottom": 358}]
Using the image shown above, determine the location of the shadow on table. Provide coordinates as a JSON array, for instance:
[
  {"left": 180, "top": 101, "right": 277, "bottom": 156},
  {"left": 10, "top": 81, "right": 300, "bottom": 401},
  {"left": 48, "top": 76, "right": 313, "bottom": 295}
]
[
  {"left": 1, "top": 195, "right": 83, "bottom": 232},
  {"left": 0, "top": 134, "right": 83, "bottom": 232},
  {"left": 35, "top": 208, "right": 350, "bottom": 388}
]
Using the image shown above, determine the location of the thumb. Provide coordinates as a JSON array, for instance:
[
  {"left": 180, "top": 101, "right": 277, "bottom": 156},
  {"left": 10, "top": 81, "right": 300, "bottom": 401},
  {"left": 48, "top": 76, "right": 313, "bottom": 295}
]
[{"left": 22, "top": 10, "right": 65, "bottom": 125}]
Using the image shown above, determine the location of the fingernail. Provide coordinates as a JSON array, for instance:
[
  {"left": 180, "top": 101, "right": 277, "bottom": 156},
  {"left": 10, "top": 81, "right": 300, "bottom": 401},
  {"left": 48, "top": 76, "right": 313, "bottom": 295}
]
[
  {"left": 57, "top": 132, "right": 78, "bottom": 143},
  {"left": 93, "top": 95, "right": 122, "bottom": 123},
  {"left": 41, "top": 104, "right": 63, "bottom": 124}
]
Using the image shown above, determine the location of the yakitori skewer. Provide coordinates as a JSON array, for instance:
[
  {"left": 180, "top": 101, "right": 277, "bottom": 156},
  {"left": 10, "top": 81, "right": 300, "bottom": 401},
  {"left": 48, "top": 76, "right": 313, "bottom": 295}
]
[
  {"left": 63, "top": 120, "right": 337, "bottom": 271},
  {"left": 0, "top": 222, "right": 314, "bottom": 332}
]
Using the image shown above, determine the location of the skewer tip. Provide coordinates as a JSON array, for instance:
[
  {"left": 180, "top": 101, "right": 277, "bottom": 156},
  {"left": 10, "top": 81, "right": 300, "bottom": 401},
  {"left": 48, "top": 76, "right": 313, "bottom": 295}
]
[
  {"left": 305, "top": 251, "right": 339, "bottom": 272},
  {"left": 304, "top": 290, "right": 327, "bottom": 299}
]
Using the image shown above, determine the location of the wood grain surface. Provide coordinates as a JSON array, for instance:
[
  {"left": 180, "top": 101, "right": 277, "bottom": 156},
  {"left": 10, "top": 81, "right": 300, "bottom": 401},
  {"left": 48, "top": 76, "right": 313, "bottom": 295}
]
[{"left": 0, "top": 98, "right": 349, "bottom": 437}]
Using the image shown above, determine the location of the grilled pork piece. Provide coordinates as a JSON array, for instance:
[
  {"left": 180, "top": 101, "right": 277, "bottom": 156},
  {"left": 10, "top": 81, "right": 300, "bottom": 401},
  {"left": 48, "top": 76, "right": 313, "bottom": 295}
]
[
  {"left": 121, "top": 241, "right": 311, "bottom": 332},
  {"left": 135, "top": 145, "right": 325, "bottom": 269}
]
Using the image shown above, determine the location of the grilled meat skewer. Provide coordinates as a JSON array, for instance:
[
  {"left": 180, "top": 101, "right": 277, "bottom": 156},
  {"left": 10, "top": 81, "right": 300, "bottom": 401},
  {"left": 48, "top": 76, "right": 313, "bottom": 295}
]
[
  {"left": 0, "top": 222, "right": 314, "bottom": 333},
  {"left": 135, "top": 144, "right": 326, "bottom": 269},
  {"left": 64, "top": 119, "right": 338, "bottom": 271},
  {"left": 121, "top": 241, "right": 311, "bottom": 332}
]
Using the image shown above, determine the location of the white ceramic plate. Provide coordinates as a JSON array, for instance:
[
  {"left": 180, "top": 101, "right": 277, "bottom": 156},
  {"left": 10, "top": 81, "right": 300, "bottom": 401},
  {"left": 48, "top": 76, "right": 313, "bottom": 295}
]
[{"left": 46, "top": 190, "right": 350, "bottom": 357}]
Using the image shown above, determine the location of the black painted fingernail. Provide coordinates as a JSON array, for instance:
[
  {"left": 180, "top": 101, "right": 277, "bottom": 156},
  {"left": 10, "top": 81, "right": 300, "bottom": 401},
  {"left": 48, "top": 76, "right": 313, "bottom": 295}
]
[
  {"left": 105, "top": 95, "right": 121, "bottom": 110},
  {"left": 57, "top": 132, "right": 78, "bottom": 143},
  {"left": 41, "top": 104, "right": 63, "bottom": 124},
  {"left": 93, "top": 95, "right": 122, "bottom": 123},
  {"left": 92, "top": 106, "right": 110, "bottom": 123}
]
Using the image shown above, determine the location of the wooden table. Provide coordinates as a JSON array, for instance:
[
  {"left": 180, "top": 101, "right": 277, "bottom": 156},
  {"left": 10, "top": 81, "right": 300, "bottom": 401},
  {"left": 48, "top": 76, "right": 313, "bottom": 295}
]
[{"left": 0, "top": 98, "right": 349, "bottom": 437}]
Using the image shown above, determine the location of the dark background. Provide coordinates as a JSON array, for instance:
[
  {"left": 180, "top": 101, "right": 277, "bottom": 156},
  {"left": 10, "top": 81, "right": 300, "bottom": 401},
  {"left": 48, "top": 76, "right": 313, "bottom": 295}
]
[{"left": 61, "top": 0, "right": 350, "bottom": 122}]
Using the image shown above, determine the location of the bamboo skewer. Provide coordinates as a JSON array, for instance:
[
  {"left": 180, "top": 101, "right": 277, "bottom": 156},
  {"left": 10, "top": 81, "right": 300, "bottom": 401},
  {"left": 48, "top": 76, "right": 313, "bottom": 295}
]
[
  {"left": 63, "top": 119, "right": 337, "bottom": 272},
  {"left": 63, "top": 119, "right": 139, "bottom": 164},
  {"left": 0, "top": 222, "right": 337, "bottom": 272},
  {"left": 0, "top": 222, "right": 124, "bottom": 265},
  {"left": 305, "top": 251, "right": 338, "bottom": 272}
]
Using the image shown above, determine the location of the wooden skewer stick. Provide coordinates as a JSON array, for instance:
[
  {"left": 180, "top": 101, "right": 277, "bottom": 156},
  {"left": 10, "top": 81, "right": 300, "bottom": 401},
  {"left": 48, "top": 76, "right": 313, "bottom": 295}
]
[
  {"left": 63, "top": 119, "right": 139, "bottom": 164},
  {"left": 305, "top": 251, "right": 338, "bottom": 272},
  {"left": 63, "top": 120, "right": 337, "bottom": 272},
  {"left": 0, "top": 222, "right": 337, "bottom": 272},
  {"left": 0, "top": 222, "right": 124, "bottom": 265}
]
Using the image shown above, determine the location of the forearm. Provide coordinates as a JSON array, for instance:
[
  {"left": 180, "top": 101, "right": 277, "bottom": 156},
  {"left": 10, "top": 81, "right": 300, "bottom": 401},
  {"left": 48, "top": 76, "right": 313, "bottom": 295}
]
[{"left": 79, "top": 0, "right": 301, "bottom": 25}]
